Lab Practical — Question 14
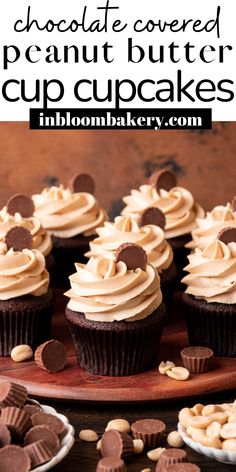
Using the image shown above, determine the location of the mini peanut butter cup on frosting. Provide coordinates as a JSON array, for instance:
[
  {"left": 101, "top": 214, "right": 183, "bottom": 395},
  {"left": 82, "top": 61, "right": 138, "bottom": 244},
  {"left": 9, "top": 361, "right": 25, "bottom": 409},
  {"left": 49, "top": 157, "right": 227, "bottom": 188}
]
[
  {"left": 182, "top": 231, "right": 236, "bottom": 356},
  {"left": 85, "top": 210, "right": 177, "bottom": 308},
  {"left": 96, "top": 457, "right": 127, "bottom": 472},
  {"left": 122, "top": 169, "right": 204, "bottom": 274},
  {"left": 156, "top": 448, "right": 188, "bottom": 471},
  {"left": 131, "top": 419, "right": 166, "bottom": 448},
  {"left": 32, "top": 174, "right": 107, "bottom": 287},
  {"left": 65, "top": 243, "right": 166, "bottom": 376},
  {"left": 0, "top": 227, "right": 53, "bottom": 356}
]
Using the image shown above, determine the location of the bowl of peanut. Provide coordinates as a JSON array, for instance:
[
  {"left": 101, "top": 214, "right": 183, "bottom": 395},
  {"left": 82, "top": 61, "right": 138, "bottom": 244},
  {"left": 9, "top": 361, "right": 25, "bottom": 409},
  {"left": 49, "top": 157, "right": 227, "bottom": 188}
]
[{"left": 177, "top": 401, "right": 236, "bottom": 464}]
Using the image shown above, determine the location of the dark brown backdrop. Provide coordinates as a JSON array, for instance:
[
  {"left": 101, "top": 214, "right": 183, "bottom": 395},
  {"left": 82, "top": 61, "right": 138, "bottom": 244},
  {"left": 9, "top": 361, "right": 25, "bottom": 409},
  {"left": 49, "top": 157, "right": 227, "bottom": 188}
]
[{"left": 0, "top": 122, "right": 235, "bottom": 217}]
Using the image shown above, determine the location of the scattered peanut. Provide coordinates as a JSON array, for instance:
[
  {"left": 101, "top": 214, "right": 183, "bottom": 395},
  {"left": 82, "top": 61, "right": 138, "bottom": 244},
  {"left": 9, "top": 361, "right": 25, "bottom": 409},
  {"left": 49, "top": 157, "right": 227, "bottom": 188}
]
[
  {"left": 166, "top": 367, "right": 190, "bottom": 381},
  {"left": 147, "top": 447, "right": 166, "bottom": 461},
  {"left": 11, "top": 344, "right": 33, "bottom": 362},
  {"left": 133, "top": 439, "right": 144, "bottom": 454},
  {"left": 167, "top": 431, "right": 184, "bottom": 448},
  {"left": 140, "top": 469, "right": 151, "bottom": 472},
  {"left": 105, "top": 418, "right": 130, "bottom": 434},
  {"left": 79, "top": 429, "right": 98, "bottom": 442},
  {"left": 96, "top": 439, "right": 102, "bottom": 450},
  {"left": 159, "top": 360, "right": 175, "bottom": 375}
]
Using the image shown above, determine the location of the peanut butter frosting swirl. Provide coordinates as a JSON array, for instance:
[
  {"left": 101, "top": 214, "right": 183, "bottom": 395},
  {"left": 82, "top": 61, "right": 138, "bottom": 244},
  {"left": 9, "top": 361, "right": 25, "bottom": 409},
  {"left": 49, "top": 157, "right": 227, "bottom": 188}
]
[
  {"left": 0, "top": 243, "right": 49, "bottom": 300},
  {"left": 182, "top": 239, "right": 236, "bottom": 304},
  {"left": 32, "top": 185, "right": 107, "bottom": 238},
  {"left": 122, "top": 185, "right": 204, "bottom": 239},
  {"left": 85, "top": 215, "right": 173, "bottom": 273},
  {"left": 0, "top": 207, "right": 52, "bottom": 257},
  {"left": 187, "top": 203, "right": 236, "bottom": 251},
  {"left": 65, "top": 254, "right": 162, "bottom": 322}
]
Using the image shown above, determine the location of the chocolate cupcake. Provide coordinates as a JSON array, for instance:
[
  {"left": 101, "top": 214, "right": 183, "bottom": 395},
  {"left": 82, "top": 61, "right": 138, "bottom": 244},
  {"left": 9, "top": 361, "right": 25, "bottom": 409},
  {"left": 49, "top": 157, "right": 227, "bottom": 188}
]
[
  {"left": 122, "top": 169, "right": 204, "bottom": 275},
  {"left": 32, "top": 173, "right": 107, "bottom": 287},
  {"left": 187, "top": 201, "right": 236, "bottom": 251},
  {"left": 65, "top": 243, "right": 166, "bottom": 376},
  {"left": 0, "top": 227, "right": 53, "bottom": 356},
  {"left": 86, "top": 210, "right": 177, "bottom": 306},
  {"left": 0, "top": 194, "right": 53, "bottom": 272},
  {"left": 182, "top": 228, "right": 236, "bottom": 356}
]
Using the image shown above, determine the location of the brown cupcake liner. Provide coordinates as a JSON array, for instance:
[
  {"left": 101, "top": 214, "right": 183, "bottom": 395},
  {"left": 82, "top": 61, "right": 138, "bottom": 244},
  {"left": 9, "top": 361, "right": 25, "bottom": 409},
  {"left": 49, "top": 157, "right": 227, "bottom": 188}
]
[
  {"left": 0, "top": 291, "right": 54, "bottom": 356},
  {"left": 65, "top": 305, "right": 166, "bottom": 376},
  {"left": 183, "top": 293, "right": 236, "bottom": 357},
  {"left": 96, "top": 457, "right": 127, "bottom": 472},
  {"left": 181, "top": 347, "right": 213, "bottom": 374},
  {"left": 156, "top": 449, "right": 188, "bottom": 471},
  {"left": 0, "top": 381, "right": 27, "bottom": 409},
  {"left": 24, "top": 439, "right": 53, "bottom": 468},
  {"left": 1, "top": 406, "right": 31, "bottom": 440}
]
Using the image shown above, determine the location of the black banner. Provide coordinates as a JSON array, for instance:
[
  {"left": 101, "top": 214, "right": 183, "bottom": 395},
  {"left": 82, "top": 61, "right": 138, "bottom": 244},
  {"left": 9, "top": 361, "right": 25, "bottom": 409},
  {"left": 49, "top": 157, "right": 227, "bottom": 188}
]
[{"left": 30, "top": 108, "right": 212, "bottom": 130}]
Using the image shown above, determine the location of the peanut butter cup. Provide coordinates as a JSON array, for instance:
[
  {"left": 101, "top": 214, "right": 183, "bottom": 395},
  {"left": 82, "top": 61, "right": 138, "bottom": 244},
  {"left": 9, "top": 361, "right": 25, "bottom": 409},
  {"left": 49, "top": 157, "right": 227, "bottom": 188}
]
[
  {"left": 101, "top": 430, "right": 133, "bottom": 460},
  {"left": 131, "top": 419, "right": 166, "bottom": 448}
]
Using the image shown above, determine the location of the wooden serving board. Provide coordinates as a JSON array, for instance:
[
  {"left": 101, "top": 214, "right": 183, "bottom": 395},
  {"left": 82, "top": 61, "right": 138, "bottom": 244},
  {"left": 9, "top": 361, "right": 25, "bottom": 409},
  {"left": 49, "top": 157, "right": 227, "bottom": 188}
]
[{"left": 0, "top": 291, "right": 236, "bottom": 403}]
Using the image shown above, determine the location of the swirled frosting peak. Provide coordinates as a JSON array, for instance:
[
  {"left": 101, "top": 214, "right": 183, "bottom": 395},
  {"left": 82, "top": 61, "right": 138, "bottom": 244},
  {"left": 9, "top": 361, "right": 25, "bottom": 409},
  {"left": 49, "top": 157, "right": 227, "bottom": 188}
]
[
  {"left": 65, "top": 254, "right": 162, "bottom": 322},
  {"left": 86, "top": 215, "right": 173, "bottom": 272},
  {"left": 182, "top": 239, "right": 236, "bottom": 303},
  {"left": 122, "top": 184, "right": 204, "bottom": 239},
  {"left": 32, "top": 185, "right": 107, "bottom": 238},
  {"left": 187, "top": 203, "right": 236, "bottom": 251},
  {"left": 0, "top": 244, "right": 49, "bottom": 300},
  {"left": 0, "top": 206, "right": 52, "bottom": 257}
]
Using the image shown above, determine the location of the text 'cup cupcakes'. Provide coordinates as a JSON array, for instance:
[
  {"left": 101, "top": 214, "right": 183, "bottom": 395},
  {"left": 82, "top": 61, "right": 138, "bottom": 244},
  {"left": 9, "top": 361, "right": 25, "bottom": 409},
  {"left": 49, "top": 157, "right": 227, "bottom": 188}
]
[
  {"left": 86, "top": 209, "right": 177, "bottom": 306},
  {"left": 122, "top": 169, "right": 204, "bottom": 274},
  {"left": 0, "top": 227, "right": 54, "bottom": 356},
  {"left": 182, "top": 227, "right": 236, "bottom": 356},
  {"left": 65, "top": 243, "right": 166, "bottom": 376},
  {"left": 32, "top": 173, "right": 107, "bottom": 287}
]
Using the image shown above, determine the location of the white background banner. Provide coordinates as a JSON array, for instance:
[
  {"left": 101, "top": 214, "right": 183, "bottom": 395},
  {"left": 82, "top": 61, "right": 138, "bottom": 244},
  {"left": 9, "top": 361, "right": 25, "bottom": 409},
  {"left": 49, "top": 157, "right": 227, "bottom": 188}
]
[{"left": 0, "top": 0, "right": 235, "bottom": 121}]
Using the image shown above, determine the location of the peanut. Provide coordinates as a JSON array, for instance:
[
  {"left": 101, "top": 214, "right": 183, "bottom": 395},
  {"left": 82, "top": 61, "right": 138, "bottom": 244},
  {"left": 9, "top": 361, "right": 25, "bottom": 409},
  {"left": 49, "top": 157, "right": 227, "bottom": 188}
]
[
  {"left": 167, "top": 431, "right": 184, "bottom": 448},
  {"left": 200, "top": 436, "right": 222, "bottom": 449},
  {"left": 222, "top": 439, "right": 236, "bottom": 451},
  {"left": 166, "top": 367, "right": 190, "bottom": 381},
  {"left": 105, "top": 418, "right": 130, "bottom": 434},
  {"left": 11, "top": 344, "right": 33, "bottom": 362},
  {"left": 228, "top": 413, "right": 236, "bottom": 423},
  {"left": 208, "top": 412, "right": 227, "bottom": 425},
  {"left": 96, "top": 439, "right": 102, "bottom": 450},
  {"left": 191, "top": 404, "right": 204, "bottom": 416},
  {"left": 140, "top": 469, "right": 151, "bottom": 472},
  {"left": 133, "top": 439, "right": 144, "bottom": 454},
  {"left": 187, "top": 426, "right": 207, "bottom": 443},
  {"left": 206, "top": 421, "right": 221, "bottom": 439},
  {"left": 188, "top": 416, "right": 211, "bottom": 429},
  {"left": 147, "top": 447, "right": 166, "bottom": 461},
  {"left": 79, "top": 429, "right": 98, "bottom": 442},
  {"left": 159, "top": 361, "right": 175, "bottom": 375},
  {"left": 179, "top": 408, "right": 194, "bottom": 428},
  {"left": 221, "top": 423, "right": 236, "bottom": 439}
]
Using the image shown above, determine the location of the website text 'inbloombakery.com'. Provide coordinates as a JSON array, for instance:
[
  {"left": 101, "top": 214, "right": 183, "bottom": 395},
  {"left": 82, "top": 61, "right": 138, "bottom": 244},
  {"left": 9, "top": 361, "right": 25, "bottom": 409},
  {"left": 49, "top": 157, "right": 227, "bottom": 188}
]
[{"left": 30, "top": 108, "right": 212, "bottom": 130}]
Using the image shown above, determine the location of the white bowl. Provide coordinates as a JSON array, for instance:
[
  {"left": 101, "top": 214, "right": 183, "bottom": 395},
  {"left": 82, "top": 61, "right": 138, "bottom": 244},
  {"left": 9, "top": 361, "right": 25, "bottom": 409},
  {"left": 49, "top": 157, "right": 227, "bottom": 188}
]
[
  {"left": 178, "top": 422, "right": 236, "bottom": 465},
  {"left": 28, "top": 402, "right": 75, "bottom": 471}
]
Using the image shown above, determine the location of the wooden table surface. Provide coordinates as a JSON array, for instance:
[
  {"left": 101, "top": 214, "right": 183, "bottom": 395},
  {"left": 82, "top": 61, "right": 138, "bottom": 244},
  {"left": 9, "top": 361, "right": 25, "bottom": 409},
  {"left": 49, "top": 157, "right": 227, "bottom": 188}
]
[{"left": 44, "top": 389, "right": 236, "bottom": 471}]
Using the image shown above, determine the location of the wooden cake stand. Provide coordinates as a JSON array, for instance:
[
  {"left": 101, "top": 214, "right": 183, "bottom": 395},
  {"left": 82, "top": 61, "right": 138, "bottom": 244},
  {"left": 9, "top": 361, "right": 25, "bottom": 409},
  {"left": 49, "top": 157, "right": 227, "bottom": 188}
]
[{"left": 0, "top": 291, "right": 236, "bottom": 402}]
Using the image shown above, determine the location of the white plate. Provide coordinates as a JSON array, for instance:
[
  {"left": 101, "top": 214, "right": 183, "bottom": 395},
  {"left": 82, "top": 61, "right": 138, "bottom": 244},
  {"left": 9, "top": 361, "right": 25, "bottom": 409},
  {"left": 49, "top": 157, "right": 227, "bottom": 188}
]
[
  {"left": 178, "top": 422, "right": 236, "bottom": 465},
  {"left": 28, "top": 401, "right": 75, "bottom": 471}
]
